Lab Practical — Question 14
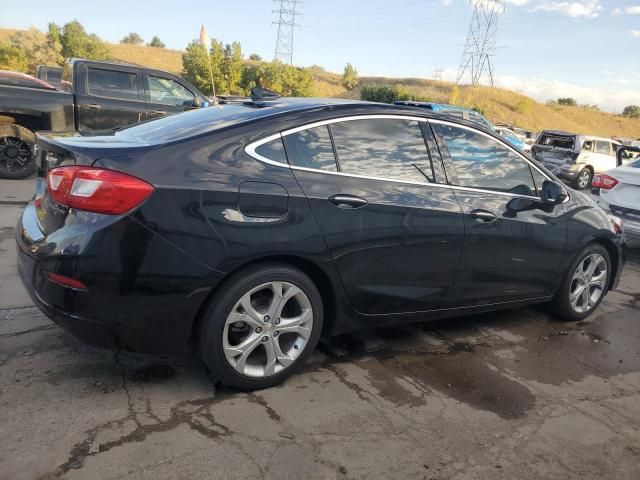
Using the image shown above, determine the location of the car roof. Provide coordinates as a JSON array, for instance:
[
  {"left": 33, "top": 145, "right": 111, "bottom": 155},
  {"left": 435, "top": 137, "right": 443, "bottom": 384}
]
[{"left": 539, "top": 130, "right": 619, "bottom": 144}]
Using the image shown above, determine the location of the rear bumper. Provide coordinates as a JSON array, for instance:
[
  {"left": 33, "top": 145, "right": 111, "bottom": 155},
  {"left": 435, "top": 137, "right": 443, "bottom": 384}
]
[
  {"left": 16, "top": 202, "right": 223, "bottom": 354},
  {"left": 592, "top": 196, "right": 640, "bottom": 249}
]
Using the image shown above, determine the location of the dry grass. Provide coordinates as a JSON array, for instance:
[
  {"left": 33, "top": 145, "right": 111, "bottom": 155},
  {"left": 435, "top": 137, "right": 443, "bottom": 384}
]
[
  {"left": 107, "top": 44, "right": 183, "bottom": 73},
  {"left": 1, "top": 28, "right": 638, "bottom": 138}
]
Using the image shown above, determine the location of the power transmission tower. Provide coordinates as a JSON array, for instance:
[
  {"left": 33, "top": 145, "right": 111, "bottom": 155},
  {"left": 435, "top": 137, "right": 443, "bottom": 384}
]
[
  {"left": 456, "top": 0, "right": 502, "bottom": 86},
  {"left": 433, "top": 69, "right": 444, "bottom": 81},
  {"left": 273, "top": 0, "right": 302, "bottom": 65}
]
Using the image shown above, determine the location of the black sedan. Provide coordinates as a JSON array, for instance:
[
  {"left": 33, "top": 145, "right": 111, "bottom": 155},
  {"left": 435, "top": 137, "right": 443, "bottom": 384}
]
[{"left": 16, "top": 97, "right": 625, "bottom": 390}]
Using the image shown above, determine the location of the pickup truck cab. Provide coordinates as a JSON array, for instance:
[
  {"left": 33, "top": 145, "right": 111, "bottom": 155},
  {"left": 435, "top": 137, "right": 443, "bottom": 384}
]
[{"left": 0, "top": 59, "right": 209, "bottom": 178}]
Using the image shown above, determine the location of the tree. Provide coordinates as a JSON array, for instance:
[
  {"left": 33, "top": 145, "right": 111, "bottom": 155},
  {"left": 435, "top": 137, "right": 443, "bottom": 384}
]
[
  {"left": 120, "top": 32, "right": 144, "bottom": 45},
  {"left": 249, "top": 53, "right": 262, "bottom": 61},
  {"left": 221, "top": 42, "right": 243, "bottom": 94},
  {"left": 342, "top": 63, "right": 358, "bottom": 90},
  {"left": 622, "top": 105, "right": 640, "bottom": 118},
  {"left": 0, "top": 28, "right": 62, "bottom": 73},
  {"left": 0, "top": 42, "right": 29, "bottom": 72},
  {"left": 241, "top": 61, "right": 313, "bottom": 97},
  {"left": 54, "top": 20, "right": 110, "bottom": 61},
  {"left": 557, "top": 97, "right": 577, "bottom": 107},
  {"left": 148, "top": 36, "right": 165, "bottom": 48}
]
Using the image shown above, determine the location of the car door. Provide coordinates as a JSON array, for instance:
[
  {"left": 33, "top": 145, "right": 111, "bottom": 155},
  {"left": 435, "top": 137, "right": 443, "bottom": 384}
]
[
  {"left": 280, "top": 115, "right": 465, "bottom": 315},
  {"left": 144, "top": 74, "right": 198, "bottom": 120},
  {"left": 76, "top": 65, "right": 145, "bottom": 131},
  {"left": 430, "top": 120, "right": 566, "bottom": 305}
]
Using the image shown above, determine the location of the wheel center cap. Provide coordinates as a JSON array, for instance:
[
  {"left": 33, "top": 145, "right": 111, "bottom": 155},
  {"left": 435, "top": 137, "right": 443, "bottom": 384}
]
[
  {"left": 264, "top": 322, "right": 274, "bottom": 333},
  {"left": 5, "top": 146, "right": 19, "bottom": 158}
]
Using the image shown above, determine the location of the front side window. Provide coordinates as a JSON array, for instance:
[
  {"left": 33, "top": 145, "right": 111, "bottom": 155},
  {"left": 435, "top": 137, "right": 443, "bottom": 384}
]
[
  {"left": 595, "top": 141, "right": 611, "bottom": 156},
  {"left": 148, "top": 76, "right": 195, "bottom": 106},
  {"left": 88, "top": 68, "right": 139, "bottom": 101},
  {"left": 283, "top": 125, "right": 337, "bottom": 172},
  {"left": 330, "top": 118, "right": 433, "bottom": 183},
  {"left": 433, "top": 123, "right": 537, "bottom": 196}
]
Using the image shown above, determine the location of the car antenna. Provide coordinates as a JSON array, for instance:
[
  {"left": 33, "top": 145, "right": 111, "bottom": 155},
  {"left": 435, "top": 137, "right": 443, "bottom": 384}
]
[{"left": 248, "top": 87, "right": 281, "bottom": 107}]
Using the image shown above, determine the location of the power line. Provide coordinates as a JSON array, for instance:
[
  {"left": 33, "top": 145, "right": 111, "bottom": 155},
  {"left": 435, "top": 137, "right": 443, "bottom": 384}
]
[
  {"left": 273, "top": 0, "right": 302, "bottom": 65},
  {"left": 456, "top": 0, "right": 502, "bottom": 86}
]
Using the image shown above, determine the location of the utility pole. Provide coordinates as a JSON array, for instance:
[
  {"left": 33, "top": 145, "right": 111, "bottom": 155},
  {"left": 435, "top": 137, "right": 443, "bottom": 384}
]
[
  {"left": 273, "top": 0, "right": 302, "bottom": 65},
  {"left": 456, "top": 0, "right": 502, "bottom": 86}
]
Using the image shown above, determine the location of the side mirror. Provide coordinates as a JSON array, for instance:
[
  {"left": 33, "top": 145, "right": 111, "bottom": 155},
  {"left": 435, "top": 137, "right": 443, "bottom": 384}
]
[{"left": 541, "top": 180, "right": 567, "bottom": 204}]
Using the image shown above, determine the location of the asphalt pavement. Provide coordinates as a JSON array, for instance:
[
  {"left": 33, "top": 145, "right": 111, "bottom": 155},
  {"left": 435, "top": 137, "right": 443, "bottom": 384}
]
[{"left": 1, "top": 176, "right": 639, "bottom": 480}]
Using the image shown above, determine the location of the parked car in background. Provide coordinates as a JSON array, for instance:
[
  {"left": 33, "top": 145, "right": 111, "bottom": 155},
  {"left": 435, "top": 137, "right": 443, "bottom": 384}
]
[
  {"left": 532, "top": 130, "right": 623, "bottom": 190},
  {"left": 35, "top": 65, "right": 63, "bottom": 89},
  {"left": 592, "top": 146, "right": 640, "bottom": 248},
  {"left": 394, "top": 101, "right": 526, "bottom": 151},
  {"left": 0, "top": 70, "right": 56, "bottom": 90},
  {"left": 0, "top": 59, "right": 210, "bottom": 179},
  {"left": 17, "top": 97, "right": 624, "bottom": 390},
  {"left": 495, "top": 124, "right": 537, "bottom": 153}
]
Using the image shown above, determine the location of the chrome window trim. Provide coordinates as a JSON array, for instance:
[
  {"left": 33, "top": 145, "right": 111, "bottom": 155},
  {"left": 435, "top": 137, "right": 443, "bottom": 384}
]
[{"left": 244, "top": 114, "right": 563, "bottom": 202}]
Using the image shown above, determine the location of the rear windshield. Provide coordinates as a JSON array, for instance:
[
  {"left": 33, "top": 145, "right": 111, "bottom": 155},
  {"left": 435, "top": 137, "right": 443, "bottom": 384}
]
[
  {"left": 537, "top": 133, "right": 575, "bottom": 150},
  {"left": 115, "top": 103, "right": 279, "bottom": 143}
]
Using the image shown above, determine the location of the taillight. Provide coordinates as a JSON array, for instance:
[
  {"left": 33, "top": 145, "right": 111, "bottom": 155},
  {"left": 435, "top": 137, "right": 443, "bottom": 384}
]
[
  {"left": 47, "top": 167, "right": 154, "bottom": 214},
  {"left": 592, "top": 174, "right": 619, "bottom": 190}
]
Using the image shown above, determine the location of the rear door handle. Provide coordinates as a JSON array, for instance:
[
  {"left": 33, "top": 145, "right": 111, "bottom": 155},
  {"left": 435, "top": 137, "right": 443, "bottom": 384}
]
[
  {"left": 328, "top": 194, "right": 368, "bottom": 209},
  {"left": 86, "top": 103, "right": 101, "bottom": 110},
  {"left": 470, "top": 209, "right": 498, "bottom": 223},
  {"left": 151, "top": 110, "right": 167, "bottom": 116}
]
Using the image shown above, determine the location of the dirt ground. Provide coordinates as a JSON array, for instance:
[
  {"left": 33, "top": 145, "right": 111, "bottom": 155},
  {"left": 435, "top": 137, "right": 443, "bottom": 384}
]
[{"left": 1, "top": 177, "right": 639, "bottom": 480}]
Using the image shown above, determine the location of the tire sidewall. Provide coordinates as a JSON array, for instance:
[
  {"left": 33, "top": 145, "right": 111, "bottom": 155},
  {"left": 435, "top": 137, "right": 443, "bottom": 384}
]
[
  {"left": 574, "top": 168, "right": 592, "bottom": 190},
  {"left": 555, "top": 244, "right": 611, "bottom": 320},
  {"left": 0, "top": 124, "right": 36, "bottom": 179},
  {"left": 199, "top": 264, "right": 324, "bottom": 390}
]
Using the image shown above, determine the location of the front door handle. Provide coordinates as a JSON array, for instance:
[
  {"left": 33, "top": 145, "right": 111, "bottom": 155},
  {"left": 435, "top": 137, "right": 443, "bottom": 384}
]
[
  {"left": 86, "top": 103, "right": 101, "bottom": 110},
  {"left": 470, "top": 209, "right": 498, "bottom": 223},
  {"left": 328, "top": 194, "right": 368, "bottom": 209}
]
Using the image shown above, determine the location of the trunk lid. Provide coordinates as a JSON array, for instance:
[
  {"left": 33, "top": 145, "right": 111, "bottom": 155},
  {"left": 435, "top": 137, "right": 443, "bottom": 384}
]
[{"left": 34, "top": 132, "right": 158, "bottom": 235}]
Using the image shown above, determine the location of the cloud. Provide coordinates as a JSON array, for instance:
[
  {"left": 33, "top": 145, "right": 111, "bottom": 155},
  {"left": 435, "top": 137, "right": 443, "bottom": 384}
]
[
  {"left": 630, "top": 30, "right": 640, "bottom": 37},
  {"left": 612, "top": 8, "right": 622, "bottom": 15},
  {"left": 494, "top": 75, "right": 640, "bottom": 112},
  {"left": 533, "top": 1, "right": 602, "bottom": 18},
  {"left": 472, "top": 0, "right": 506, "bottom": 12},
  {"left": 626, "top": 6, "right": 640, "bottom": 14},
  {"left": 504, "top": 0, "right": 530, "bottom": 5}
]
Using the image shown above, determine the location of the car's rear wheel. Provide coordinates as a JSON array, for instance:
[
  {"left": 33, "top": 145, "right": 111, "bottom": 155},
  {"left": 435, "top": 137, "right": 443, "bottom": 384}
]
[
  {"left": 198, "top": 264, "right": 323, "bottom": 390},
  {"left": 550, "top": 244, "right": 611, "bottom": 320},
  {"left": 573, "top": 168, "right": 592, "bottom": 190},
  {"left": 0, "top": 124, "right": 36, "bottom": 179}
]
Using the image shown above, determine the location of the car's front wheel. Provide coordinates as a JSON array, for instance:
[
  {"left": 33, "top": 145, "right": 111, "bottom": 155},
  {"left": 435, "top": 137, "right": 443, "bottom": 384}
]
[
  {"left": 550, "top": 244, "right": 611, "bottom": 320},
  {"left": 198, "top": 264, "right": 323, "bottom": 390}
]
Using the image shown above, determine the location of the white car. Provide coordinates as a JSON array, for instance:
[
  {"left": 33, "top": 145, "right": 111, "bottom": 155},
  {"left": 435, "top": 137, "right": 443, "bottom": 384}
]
[
  {"left": 592, "top": 147, "right": 640, "bottom": 248},
  {"left": 532, "top": 131, "right": 622, "bottom": 190}
]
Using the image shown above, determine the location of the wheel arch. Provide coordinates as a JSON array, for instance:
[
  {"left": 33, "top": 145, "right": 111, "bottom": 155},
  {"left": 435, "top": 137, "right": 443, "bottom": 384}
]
[
  {"left": 188, "top": 254, "right": 339, "bottom": 345},
  {"left": 591, "top": 237, "right": 620, "bottom": 291}
]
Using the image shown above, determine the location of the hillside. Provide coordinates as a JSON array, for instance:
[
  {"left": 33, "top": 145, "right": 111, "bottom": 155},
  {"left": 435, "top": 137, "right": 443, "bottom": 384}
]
[{"left": 1, "top": 28, "right": 638, "bottom": 138}]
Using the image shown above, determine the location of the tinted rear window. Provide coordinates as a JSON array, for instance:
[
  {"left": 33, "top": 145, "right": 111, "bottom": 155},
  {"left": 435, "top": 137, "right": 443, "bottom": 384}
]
[
  {"left": 283, "top": 126, "right": 337, "bottom": 172},
  {"left": 88, "top": 68, "right": 139, "bottom": 100}
]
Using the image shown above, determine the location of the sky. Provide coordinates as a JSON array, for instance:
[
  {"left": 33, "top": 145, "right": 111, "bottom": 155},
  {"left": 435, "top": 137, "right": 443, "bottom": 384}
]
[{"left": 1, "top": 0, "right": 639, "bottom": 111}]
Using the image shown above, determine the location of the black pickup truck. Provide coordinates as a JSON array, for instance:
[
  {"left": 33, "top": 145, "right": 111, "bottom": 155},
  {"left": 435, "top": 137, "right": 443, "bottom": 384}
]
[{"left": 0, "top": 59, "right": 209, "bottom": 178}]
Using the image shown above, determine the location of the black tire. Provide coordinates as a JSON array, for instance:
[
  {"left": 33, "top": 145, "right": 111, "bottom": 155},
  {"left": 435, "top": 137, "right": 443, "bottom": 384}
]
[
  {"left": 0, "top": 123, "right": 36, "bottom": 179},
  {"left": 198, "top": 263, "right": 323, "bottom": 390},
  {"left": 549, "top": 244, "right": 611, "bottom": 321},
  {"left": 573, "top": 167, "right": 592, "bottom": 190}
]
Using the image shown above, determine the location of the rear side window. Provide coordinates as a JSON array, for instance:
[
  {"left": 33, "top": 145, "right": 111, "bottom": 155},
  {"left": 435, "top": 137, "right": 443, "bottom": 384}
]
[
  {"left": 283, "top": 126, "right": 337, "bottom": 172},
  {"left": 255, "top": 137, "right": 287, "bottom": 164},
  {"left": 434, "top": 123, "right": 537, "bottom": 196},
  {"left": 88, "top": 68, "right": 139, "bottom": 101},
  {"left": 330, "top": 118, "right": 433, "bottom": 183},
  {"left": 595, "top": 141, "right": 611, "bottom": 156}
]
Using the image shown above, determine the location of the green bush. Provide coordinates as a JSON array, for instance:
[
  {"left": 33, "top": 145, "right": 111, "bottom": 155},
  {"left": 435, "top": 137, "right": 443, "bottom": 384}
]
[
  {"left": 360, "top": 84, "right": 414, "bottom": 103},
  {"left": 241, "top": 61, "right": 313, "bottom": 97}
]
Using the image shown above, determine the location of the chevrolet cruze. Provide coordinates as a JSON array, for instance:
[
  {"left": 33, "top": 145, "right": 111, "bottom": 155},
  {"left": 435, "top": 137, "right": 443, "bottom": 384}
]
[{"left": 17, "top": 97, "right": 625, "bottom": 389}]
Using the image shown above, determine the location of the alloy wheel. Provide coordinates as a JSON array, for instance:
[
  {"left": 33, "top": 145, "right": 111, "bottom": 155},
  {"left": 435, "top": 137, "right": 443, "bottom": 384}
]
[
  {"left": 569, "top": 253, "right": 607, "bottom": 314},
  {"left": 222, "top": 281, "right": 313, "bottom": 378},
  {"left": 0, "top": 136, "right": 32, "bottom": 174},
  {"left": 577, "top": 169, "right": 591, "bottom": 189}
]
